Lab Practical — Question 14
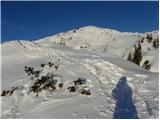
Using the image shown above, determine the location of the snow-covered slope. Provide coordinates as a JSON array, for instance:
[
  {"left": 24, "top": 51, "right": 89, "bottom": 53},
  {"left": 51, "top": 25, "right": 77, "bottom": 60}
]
[
  {"left": 1, "top": 26, "right": 159, "bottom": 118},
  {"left": 36, "top": 26, "right": 159, "bottom": 72}
]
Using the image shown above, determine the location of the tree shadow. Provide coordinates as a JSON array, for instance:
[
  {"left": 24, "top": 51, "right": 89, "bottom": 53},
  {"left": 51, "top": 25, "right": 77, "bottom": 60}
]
[{"left": 112, "top": 76, "right": 139, "bottom": 119}]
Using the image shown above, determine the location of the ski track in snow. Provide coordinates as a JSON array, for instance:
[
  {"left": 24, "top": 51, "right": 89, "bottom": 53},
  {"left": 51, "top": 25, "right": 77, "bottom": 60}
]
[
  {"left": 30, "top": 98, "right": 72, "bottom": 113},
  {"left": 2, "top": 45, "right": 158, "bottom": 118}
]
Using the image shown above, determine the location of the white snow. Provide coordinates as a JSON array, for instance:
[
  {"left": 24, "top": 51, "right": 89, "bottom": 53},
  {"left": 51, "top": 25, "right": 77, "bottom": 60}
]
[{"left": 1, "top": 26, "right": 159, "bottom": 118}]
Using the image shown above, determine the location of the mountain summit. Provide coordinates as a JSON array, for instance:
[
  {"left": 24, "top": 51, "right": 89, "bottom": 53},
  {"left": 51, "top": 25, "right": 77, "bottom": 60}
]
[{"left": 37, "top": 26, "right": 159, "bottom": 72}]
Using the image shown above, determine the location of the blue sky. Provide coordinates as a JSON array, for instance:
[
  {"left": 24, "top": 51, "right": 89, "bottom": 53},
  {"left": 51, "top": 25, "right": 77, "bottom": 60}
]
[{"left": 1, "top": 1, "right": 159, "bottom": 43}]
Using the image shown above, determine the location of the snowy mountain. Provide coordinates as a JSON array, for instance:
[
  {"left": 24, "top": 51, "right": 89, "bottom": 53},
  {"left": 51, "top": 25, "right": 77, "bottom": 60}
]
[
  {"left": 1, "top": 26, "right": 159, "bottom": 118},
  {"left": 37, "top": 26, "right": 159, "bottom": 72}
]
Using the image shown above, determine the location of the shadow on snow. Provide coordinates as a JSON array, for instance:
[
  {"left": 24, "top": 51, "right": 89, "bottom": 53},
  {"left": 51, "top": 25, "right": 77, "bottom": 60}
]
[{"left": 112, "top": 76, "right": 139, "bottom": 119}]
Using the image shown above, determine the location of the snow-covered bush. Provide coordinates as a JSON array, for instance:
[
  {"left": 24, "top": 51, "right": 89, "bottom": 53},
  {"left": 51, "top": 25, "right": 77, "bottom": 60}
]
[
  {"left": 48, "top": 61, "right": 54, "bottom": 67},
  {"left": 41, "top": 63, "right": 46, "bottom": 68},
  {"left": 132, "top": 44, "right": 142, "bottom": 65},
  {"left": 73, "top": 29, "right": 77, "bottom": 33},
  {"left": 68, "top": 78, "right": 91, "bottom": 95},
  {"left": 79, "top": 88, "right": 91, "bottom": 95},
  {"left": 146, "top": 34, "right": 153, "bottom": 43},
  {"left": 142, "top": 60, "right": 151, "bottom": 70},
  {"left": 24, "top": 66, "right": 42, "bottom": 77},
  {"left": 73, "top": 78, "right": 87, "bottom": 86},
  {"left": 68, "top": 37, "right": 72, "bottom": 40},
  {"left": 58, "top": 83, "right": 63, "bottom": 88},
  {"left": 141, "top": 38, "right": 144, "bottom": 43},
  {"left": 48, "top": 61, "right": 60, "bottom": 70},
  {"left": 127, "top": 52, "right": 133, "bottom": 62},
  {"left": 153, "top": 38, "right": 159, "bottom": 48},
  {"left": 68, "top": 86, "right": 76, "bottom": 92},
  {"left": 54, "top": 65, "right": 59, "bottom": 70},
  {"left": 1, "top": 87, "right": 18, "bottom": 96},
  {"left": 29, "top": 73, "right": 59, "bottom": 96},
  {"left": 2, "top": 62, "right": 91, "bottom": 98},
  {"left": 24, "top": 66, "right": 34, "bottom": 75}
]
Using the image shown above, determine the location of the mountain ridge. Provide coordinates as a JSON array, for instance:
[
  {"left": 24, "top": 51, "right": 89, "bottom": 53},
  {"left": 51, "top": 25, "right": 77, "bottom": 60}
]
[
  {"left": 2, "top": 26, "right": 158, "bottom": 44},
  {"left": 2, "top": 26, "right": 158, "bottom": 72}
]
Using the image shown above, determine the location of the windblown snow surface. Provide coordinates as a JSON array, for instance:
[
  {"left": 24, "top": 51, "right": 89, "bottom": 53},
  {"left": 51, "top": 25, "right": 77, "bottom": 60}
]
[{"left": 1, "top": 26, "right": 159, "bottom": 118}]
